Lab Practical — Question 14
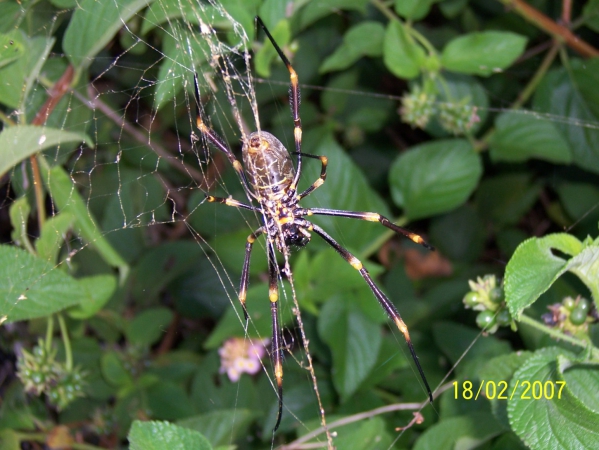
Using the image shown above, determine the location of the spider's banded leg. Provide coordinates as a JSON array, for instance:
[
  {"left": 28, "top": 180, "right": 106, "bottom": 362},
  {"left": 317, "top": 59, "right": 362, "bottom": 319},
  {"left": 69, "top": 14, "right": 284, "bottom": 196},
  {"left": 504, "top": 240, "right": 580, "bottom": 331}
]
[
  {"left": 206, "top": 195, "right": 259, "bottom": 212},
  {"left": 290, "top": 152, "right": 328, "bottom": 199},
  {"left": 255, "top": 17, "right": 304, "bottom": 190},
  {"left": 306, "top": 208, "right": 434, "bottom": 250},
  {"left": 193, "top": 74, "right": 254, "bottom": 199},
  {"left": 266, "top": 240, "right": 284, "bottom": 432},
  {"left": 310, "top": 223, "right": 434, "bottom": 404},
  {"left": 238, "top": 227, "right": 265, "bottom": 321}
]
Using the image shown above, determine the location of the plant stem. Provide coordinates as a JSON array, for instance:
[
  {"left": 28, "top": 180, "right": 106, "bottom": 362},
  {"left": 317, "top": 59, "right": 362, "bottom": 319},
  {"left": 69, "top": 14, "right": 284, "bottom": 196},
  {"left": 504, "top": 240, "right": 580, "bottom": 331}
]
[
  {"left": 57, "top": 313, "right": 73, "bottom": 371},
  {"left": 474, "top": 41, "right": 559, "bottom": 152},
  {"left": 496, "top": 0, "right": 599, "bottom": 58},
  {"left": 45, "top": 315, "right": 54, "bottom": 351},
  {"left": 519, "top": 314, "right": 599, "bottom": 358}
]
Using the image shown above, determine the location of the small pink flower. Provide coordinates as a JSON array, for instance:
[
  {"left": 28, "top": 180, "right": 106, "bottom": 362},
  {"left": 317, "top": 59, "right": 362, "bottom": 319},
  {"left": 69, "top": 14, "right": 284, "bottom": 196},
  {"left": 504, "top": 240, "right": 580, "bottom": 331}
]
[{"left": 218, "top": 337, "right": 269, "bottom": 382}]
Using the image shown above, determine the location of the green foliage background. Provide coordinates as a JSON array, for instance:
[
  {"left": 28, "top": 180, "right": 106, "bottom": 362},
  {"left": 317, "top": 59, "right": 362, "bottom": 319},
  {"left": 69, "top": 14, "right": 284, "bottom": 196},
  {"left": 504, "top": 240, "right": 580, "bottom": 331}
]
[{"left": 1, "top": 0, "right": 599, "bottom": 449}]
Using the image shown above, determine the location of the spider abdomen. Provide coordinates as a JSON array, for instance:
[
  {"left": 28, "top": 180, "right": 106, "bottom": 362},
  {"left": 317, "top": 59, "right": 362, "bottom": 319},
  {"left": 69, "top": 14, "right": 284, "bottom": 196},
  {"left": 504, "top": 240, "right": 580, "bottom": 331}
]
[{"left": 242, "top": 131, "right": 295, "bottom": 200}]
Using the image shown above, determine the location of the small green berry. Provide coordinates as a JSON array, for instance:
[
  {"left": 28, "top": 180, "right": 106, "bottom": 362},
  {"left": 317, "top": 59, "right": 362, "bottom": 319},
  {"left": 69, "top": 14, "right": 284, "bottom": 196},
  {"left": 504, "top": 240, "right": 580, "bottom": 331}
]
[
  {"left": 575, "top": 298, "right": 590, "bottom": 313},
  {"left": 489, "top": 287, "right": 504, "bottom": 304},
  {"left": 569, "top": 308, "right": 587, "bottom": 326},
  {"left": 463, "top": 291, "right": 480, "bottom": 307},
  {"left": 476, "top": 310, "right": 496, "bottom": 329},
  {"left": 562, "top": 297, "right": 576, "bottom": 310},
  {"left": 496, "top": 308, "right": 512, "bottom": 326}
]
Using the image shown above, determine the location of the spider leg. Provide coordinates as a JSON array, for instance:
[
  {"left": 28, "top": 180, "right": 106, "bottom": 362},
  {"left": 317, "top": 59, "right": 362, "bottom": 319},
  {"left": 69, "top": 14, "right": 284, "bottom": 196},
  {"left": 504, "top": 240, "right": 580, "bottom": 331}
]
[
  {"left": 193, "top": 74, "right": 254, "bottom": 199},
  {"left": 266, "top": 240, "right": 284, "bottom": 432},
  {"left": 255, "top": 17, "right": 304, "bottom": 192},
  {"left": 206, "top": 195, "right": 259, "bottom": 212},
  {"left": 305, "top": 208, "right": 434, "bottom": 250},
  {"left": 309, "top": 223, "right": 434, "bottom": 404},
  {"left": 236, "top": 227, "right": 266, "bottom": 321},
  {"left": 290, "top": 152, "right": 328, "bottom": 199}
]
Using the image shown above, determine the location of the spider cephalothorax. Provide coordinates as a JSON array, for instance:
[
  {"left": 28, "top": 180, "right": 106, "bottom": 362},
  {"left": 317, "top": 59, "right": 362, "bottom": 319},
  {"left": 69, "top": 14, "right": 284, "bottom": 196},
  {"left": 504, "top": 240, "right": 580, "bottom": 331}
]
[{"left": 196, "top": 17, "right": 434, "bottom": 432}]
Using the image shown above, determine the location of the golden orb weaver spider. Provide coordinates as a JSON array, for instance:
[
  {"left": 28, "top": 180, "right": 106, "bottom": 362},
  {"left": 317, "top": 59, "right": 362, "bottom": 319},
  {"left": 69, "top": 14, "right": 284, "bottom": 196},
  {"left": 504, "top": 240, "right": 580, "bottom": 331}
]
[{"left": 194, "top": 17, "right": 434, "bottom": 431}]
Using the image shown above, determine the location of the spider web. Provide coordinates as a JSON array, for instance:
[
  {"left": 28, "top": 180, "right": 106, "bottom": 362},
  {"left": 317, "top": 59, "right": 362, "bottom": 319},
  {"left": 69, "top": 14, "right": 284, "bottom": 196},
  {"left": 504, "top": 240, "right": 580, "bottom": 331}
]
[{"left": 1, "top": 1, "right": 599, "bottom": 449}]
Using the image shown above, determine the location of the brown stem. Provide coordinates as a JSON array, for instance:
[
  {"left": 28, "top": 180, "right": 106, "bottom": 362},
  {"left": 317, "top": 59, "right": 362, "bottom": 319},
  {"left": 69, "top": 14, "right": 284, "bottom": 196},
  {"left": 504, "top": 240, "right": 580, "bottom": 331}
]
[
  {"left": 29, "top": 65, "right": 76, "bottom": 229},
  {"left": 499, "top": 0, "right": 599, "bottom": 58}
]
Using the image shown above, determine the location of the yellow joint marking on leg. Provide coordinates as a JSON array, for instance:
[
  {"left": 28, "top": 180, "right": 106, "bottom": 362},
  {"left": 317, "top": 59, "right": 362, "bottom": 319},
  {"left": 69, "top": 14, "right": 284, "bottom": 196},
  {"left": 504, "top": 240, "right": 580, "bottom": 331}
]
[
  {"left": 233, "top": 160, "right": 243, "bottom": 172},
  {"left": 313, "top": 179, "right": 324, "bottom": 188},
  {"left": 206, "top": 196, "right": 215, "bottom": 202},
  {"left": 306, "top": 210, "right": 313, "bottom": 216},
  {"left": 278, "top": 217, "right": 291, "bottom": 225},
  {"left": 294, "top": 126, "right": 302, "bottom": 142},
  {"left": 289, "top": 68, "right": 298, "bottom": 82},
  {"left": 196, "top": 118, "right": 207, "bottom": 131},
  {"left": 350, "top": 257, "right": 363, "bottom": 270},
  {"left": 394, "top": 317, "right": 409, "bottom": 335},
  {"left": 275, "top": 361, "right": 283, "bottom": 380},
  {"left": 247, "top": 235, "right": 255, "bottom": 244},
  {"left": 269, "top": 288, "right": 278, "bottom": 303},
  {"left": 224, "top": 198, "right": 235, "bottom": 206},
  {"left": 239, "top": 289, "right": 247, "bottom": 302},
  {"left": 321, "top": 156, "right": 328, "bottom": 165},
  {"left": 410, "top": 234, "right": 425, "bottom": 245},
  {"left": 364, "top": 212, "right": 380, "bottom": 222}
]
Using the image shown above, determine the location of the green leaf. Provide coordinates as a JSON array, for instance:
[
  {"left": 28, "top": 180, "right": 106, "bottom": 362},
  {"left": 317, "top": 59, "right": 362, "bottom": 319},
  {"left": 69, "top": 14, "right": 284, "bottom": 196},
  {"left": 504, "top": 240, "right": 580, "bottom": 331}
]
[
  {"left": 9, "top": 196, "right": 30, "bottom": 248},
  {"left": 508, "top": 347, "right": 599, "bottom": 450},
  {"left": 101, "top": 352, "right": 133, "bottom": 387},
  {"left": 414, "top": 412, "right": 503, "bottom": 450},
  {"left": 504, "top": 234, "right": 583, "bottom": 319},
  {"left": 479, "top": 352, "right": 533, "bottom": 428},
  {"left": 255, "top": 19, "right": 291, "bottom": 77},
  {"left": 0, "top": 429, "right": 20, "bottom": 450},
  {"left": 0, "top": 126, "right": 92, "bottom": 179},
  {"left": 583, "top": 0, "right": 599, "bottom": 33},
  {"left": 68, "top": 275, "right": 117, "bottom": 320},
  {"left": 318, "top": 296, "right": 382, "bottom": 400},
  {"left": 383, "top": 20, "right": 425, "bottom": 79},
  {"left": 320, "top": 21, "right": 384, "bottom": 73},
  {"left": 0, "top": 245, "right": 88, "bottom": 323},
  {"left": 565, "top": 245, "right": 599, "bottom": 305},
  {"left": 128, "top": 420, "right": 212, "bottom": 450},
  {"left": 146, "top": 382, "right": 195, "bottom": 420},
  {"left": 298, "top": 0, "right": 369, "bottom": 29},
  {"left": 0, "top": 30, "right": 25, "bottom": 69},
  {"left": 394, "top": 0, "right": 435, "bottom": 20},
  {"left": 475, "top": 174, "right": 541, "bottom": 227},
  {"left": 332, "top": 416, "right": 393, "bottom": 449},
  {"left": 489, "top": 112, "right": 572, "bottom": 163},
  {"left": 35, "top": 211, "right": 75, "bottom": 263},
  {"left": 63, "top": 0, "right": 152, "bottom": 70},
  {"left": 177, "top": 409, "right": 256, "bottom": 447},
  {"left": 441, "top": 31, "right": 527, "bottom": 76},
  {"left": 300, "top": 129, "right": 391, "bottom": 255},
  {"left": 39, "top": 160, "right": 129, "bottom": 281},
  {"left": 204, "top": 282, "right": 294, "bottom": 349},
  {"left": 533, "top": 64, "right": 599, "bottom": 174},
  {"left": 125, "top": 307, "right": 174, "bottom": 347},
  {"left": 389, "top": 139, "right": 482, "bottom": 220},
  {"left": 0, "top": 32, "right": 53, "bottom": 109},
  {"left": 153, "top": 25, "right": 211, "bottom": 111}
]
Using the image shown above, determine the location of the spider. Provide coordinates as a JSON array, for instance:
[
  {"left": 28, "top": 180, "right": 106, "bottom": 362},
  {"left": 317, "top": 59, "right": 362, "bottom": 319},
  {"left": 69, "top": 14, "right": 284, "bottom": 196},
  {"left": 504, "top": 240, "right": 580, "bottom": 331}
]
[{"left": 194, "top": 17, "right": 433, "bottom": 431}]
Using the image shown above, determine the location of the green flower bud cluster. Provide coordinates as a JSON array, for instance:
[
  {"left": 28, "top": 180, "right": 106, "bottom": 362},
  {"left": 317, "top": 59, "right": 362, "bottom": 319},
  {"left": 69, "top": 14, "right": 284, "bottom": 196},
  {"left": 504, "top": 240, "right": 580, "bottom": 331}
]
[
  {"left": 542, "top": 296, "right": 594, "bottom": 340},
  {"left": 400, "top": 85, "right": 480, "bottom": 135},
  {"left": 463, "top": 275, "right": 514, "bottom": 334},
  {"left": 17, "top": 339, "right": 86, "bottom": 410},
  {"left": 437, "top": 102, "right": 480, "bottom": 135}
]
